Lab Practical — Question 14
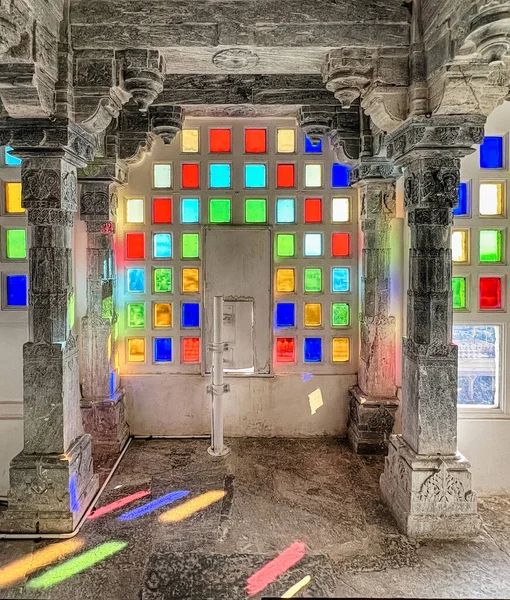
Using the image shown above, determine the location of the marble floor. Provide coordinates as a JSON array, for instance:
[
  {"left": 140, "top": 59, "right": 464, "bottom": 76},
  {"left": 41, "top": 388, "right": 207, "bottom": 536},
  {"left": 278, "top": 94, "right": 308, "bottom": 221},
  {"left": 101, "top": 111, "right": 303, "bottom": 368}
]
[{"left": 1, "top": 438, "right": 510, "bottom": 599}]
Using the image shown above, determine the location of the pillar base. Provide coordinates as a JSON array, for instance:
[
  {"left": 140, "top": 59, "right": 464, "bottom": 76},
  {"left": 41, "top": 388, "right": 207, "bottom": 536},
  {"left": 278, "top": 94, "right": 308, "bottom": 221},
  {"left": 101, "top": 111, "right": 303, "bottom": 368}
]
[
  {"left": 347, "top": 386, "right": 398, "bottom": 455},
  {"left": 0, "top": 434, "right": 99, "bottom": 534},
  {"left": 380, "top": 434, "right": 482, "bottom": 540},
  {"left": 81, "top": 392, "right": 129, "bottom": 454}
]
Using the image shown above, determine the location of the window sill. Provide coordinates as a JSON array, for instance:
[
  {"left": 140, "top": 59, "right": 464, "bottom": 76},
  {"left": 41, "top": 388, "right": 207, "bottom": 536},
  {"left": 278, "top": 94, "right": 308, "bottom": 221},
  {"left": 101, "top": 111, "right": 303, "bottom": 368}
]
[{"left": 458, "top": 406, "right": 510, "bottom": 420}]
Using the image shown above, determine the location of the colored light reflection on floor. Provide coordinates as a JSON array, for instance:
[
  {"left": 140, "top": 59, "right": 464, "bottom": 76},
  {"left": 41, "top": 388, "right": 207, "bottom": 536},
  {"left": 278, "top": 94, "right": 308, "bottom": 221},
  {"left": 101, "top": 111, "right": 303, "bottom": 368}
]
[
  {"left": 118, "top": 490, "right": 190, "bottom": 521},
  {"left": 282, "top": 575, "right": 312, "bottom": 598},
  {"left": 0, "top": 538, "right": 84, "bottom": 589},
  {"left": 26, "top": 541, "right": 128, "bottom": 590},
  {"left": 308, "top": 389, "right": 323, "bottom": 415},
  {"left": 88, "top": 490, "right": 151, "bottom": 520},
  {"left": 159, "top": 490, "right": 226, "bottom": 523},
  {"left": 69, "top": 473, "right": 80, "bottom": 513},
  {"left": 246, "top": 541, "right": 306, "bottom": 596},
  {"left": 302, "top": 373, "right": 313, "bottom": 382}
]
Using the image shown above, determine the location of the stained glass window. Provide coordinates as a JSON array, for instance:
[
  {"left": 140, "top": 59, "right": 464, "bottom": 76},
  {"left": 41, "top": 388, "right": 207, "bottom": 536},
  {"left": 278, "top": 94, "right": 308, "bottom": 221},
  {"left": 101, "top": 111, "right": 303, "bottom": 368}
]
[
  {"left": 245, "top": 129, "right": 266, "bottom": 153},
  {"left": 452, "top": 277, "right": 467, "bottom": 309},
  {"left": 276, "top": 303, "right": 295, "bottom": 328},
  {"left": 304, "top": 268, "right": 322, "bottom": 293},
  {"left": 332, "top": 302, "right": 349, "bottom": 326},
  {"left": 332, "top": 164, "right": 350, "bottom": 187},
  {"left": 182, "top": 268, "right": 199, "bottom": 293},
  {"left": 182, "top": 337, "right": 200, "bottom": 362},
  {"left": 245, "top": 198, "right": 267, "bottom": 223},
  {"left": 332, "top": 267, "right": 349, "bottom": 292},
  {"left": 454, "top": 183, "right": 469, "bottom": 216},
  {"left": 209, "top": 129, "right": 231, "bottom": 153},
  {"left": 154, "top": 268, "right": 172, "bottom": 293},
  {"left": 181, "top": 129, "right": 199, "bottom": 153},
  {"left": 154, "top": 303, "right": 172, "bottom": 328},
  {"left": 480, "top": 137, "right": 504, "bottom": 169},
  {"left": 305, "top": 136, "right": 322, "bottom": 154},
  {"left": 304, "top": 198, "right": 322, "bottom": 223},
  {"left": 332, "top": 338, "right": 349, "bottom": 362},
  {"left": 128, "top": 303, "right": 145, "bottom": 328},
  {"left": 6, "top": 229, "right": 26, "bottom": 259},
  {"left": 181, "top": 198, "right": 200, "bottom": 223},
  {"left": 276, "top": 269, "right": 295, "bottom": 293},
  {"left": 209, "top": 164, "right": 231, "bottom": 188},
  {"left": 126, "top": 199, "right": 144, "bottom": 223},
  {"left": 182, "top": 233, "right": 199, "bottom": 258},
  {"left": 276, "top": 337, "right": 295, "bottom": 362},
  {"left": 479, "top": 277, "right": 502, "bottom": 309},
  {"left": 331, "top": 233, "right": 349, "bottom": 257},
  {"left": 181, "top": 164, "right": 200, "bottom": 189},
  {"left": 209, "top": 198, "right": 231, "bottom": 223},
  {"left": 304, "top": 338, "right": 322, "bottom": 362},
  {"left": 182, "top": 303, "right": 200, "bottom": 328},
  {"left": 277, "top": 129, "right": 295, "bottom": 153},
  {"left": 276, "top": 233, "right": 294, "bottom": 257},
  {"left": 479, "top": 183, "right": 503, "bottom": 216},
  {"left": 127, "top": 268, "right": 145, "bottom": 293},
  {"left": 126, "top": 233, "right": 145, "bottom": 260},
  {"left": 153, "top": 198, "right": 172, "bottom": 224},
  {"left": 5, "top": 182, "right": 23, "bottom": 213},
  {"left": 304, "top": 303, "right": 321, "bottom": 327},
  {"left": 245, "top": 164, "right": 266, "bottom": 188},
  {"left": 305, "top": 164, "right": 322, "bottom": 188},
  {"left": 128, "top": 338, "right": 145, "bottom": 362},
  {"left": 153, "top": 233, "right": 172, "bottom": 258},
  {"left": 154, "top": 338, "right": 172, "bottom": 362},
  {"left": 154, "top": 164, "right": 171, "bottom": 188},
  {"left": 276, "top": 164, "right": 295, "bottom": 188},
  {"left": 5, "top": 274, "right": 27, "bottom": 307},
  {"left": 304, "top": 233, "right": 322, "bottom": 257},
  {"left": 452, "top": 230, "right": 468, "bottom": 263},
  {"left": 332, "top": 198, "right": 349, "bottom": 222},
  {"left": 479, "top": 230, "right": 502, "bottom": 263},
  {"left": 276, "top": 199, "right": 295, "bottom": 223}
]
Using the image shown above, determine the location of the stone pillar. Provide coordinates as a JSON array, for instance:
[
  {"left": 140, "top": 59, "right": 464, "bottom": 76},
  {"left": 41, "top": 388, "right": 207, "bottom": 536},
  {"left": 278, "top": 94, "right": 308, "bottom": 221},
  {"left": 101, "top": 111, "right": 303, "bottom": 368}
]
[
  {"left": 0, "top": 119, "right": 99, "bottom": 534},
  {"left": 78, "top": 156, "right": 129, "bottom": 454},
  {"left": 380, "top": 115, "right": 485, "bottom": 539}
]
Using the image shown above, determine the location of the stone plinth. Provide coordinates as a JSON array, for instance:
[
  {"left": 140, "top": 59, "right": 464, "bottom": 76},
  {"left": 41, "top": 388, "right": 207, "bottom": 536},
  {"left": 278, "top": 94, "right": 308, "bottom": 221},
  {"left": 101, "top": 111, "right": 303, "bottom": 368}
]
[{"left": 82, "top": 392, "right": 129, "bottom": 453}]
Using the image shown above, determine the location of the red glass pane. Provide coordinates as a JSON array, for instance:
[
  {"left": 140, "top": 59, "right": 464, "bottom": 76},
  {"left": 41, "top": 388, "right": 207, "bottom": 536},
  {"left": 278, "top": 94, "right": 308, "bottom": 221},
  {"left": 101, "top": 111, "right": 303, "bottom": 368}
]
[
  {"left": 276, "top": 164, "right": 295, "bottom": 188},
  {"left": 126, "top": 233, "right": 145, "bottom": 259},
  {"left": 276, "top": 337, "right": 295, "bottom": 362},
  {"left": 479, "top": 277, "right": 502, "bottom": 309},
  {"left": 332, "top": 233, "right": 350, "bottom": 257},
  {"left": 305, "top": 198, "right": 322, "bottom": 223},
  {"left": 182, "top": 337, "right": 200, "bottom": 363},
  {"left": 210, "top": 129, "right": 231, "bottom": 153},
  {"left": 181, "top": 164, "right": 200, "bottom": 189},
  {"left": 245, "top": 129, "right": 266, "bottom": 153},
  {"left": 153, "top": 198, "right": 172, "bottom": 224}
]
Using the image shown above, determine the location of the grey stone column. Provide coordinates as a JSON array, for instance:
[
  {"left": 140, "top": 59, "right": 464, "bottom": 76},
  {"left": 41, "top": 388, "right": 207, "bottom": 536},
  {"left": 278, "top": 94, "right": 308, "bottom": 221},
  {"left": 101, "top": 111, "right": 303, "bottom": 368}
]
[
  {"left": 380, "top": 115, "right": 485, "bottom": 539},
  {"left": 0, "top": 119, "right": 99, "bottom": 534}
]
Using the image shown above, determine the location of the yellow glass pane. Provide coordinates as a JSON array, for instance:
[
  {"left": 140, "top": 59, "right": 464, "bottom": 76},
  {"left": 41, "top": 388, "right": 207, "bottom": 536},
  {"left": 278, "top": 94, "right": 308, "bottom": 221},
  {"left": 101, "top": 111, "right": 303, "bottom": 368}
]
[
  {"left": 5, "top": 182, "right": 23, "bottom": 213},
  {"left": 304, "top": 303, "right": 321, "bottom": 327},
  {"left": 479, "top": 183, "right": 503, "bottom": 216},
  {"left": 277, "top": 129, "right": 295, "bottom": 153},
  {"left": 452, "top": 230, "right": 468, "bottom": 263},
  {"left": 182, "top": 129, "right": 199, "bottom": 153},
  {"left": 128, "top": 338, "right": 145, "bottom": 362},
  {"left": 154, "top": 303, "right": 172, "bottom": 328},
  {"left": 276, "top": 269, "right": 295, "bottom": 293},
  {"left": 332, "top": 338, "right": 349, "bottom": 362},
  {"left": 182, "top": 268, "right": 199, "bottom": 293}
]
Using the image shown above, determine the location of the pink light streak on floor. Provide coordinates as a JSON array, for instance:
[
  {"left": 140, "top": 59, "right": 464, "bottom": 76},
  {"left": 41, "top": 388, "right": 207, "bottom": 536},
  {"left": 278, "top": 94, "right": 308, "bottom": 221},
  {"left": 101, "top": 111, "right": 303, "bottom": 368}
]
[
  {"left": 87, "top": 490, "right": 151, "bottom": 520},
  {"left": 246, "top": 541, "right": 306, "bottom": 596}
]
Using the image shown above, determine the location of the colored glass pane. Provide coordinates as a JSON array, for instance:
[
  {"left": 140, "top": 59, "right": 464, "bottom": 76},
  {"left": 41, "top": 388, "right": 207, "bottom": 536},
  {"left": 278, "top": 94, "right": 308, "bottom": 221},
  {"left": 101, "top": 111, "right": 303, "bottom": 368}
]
[
  {"left": 245, "top": 198, "right": 266, "bottom": 223},
  {"left": 154, "top": 268, "right": 172, "bottom": 293},
  {"left": 154, "top": 164, "right": 171, "bottom": 188},
  {"left": 304, "top": 198, "right": 322, "bottom": 223},
  {"left": 304, "top": 233, "right": 322, "bottom": 257},
  {"left": 5, "top": 274, "right": 27, "bottom": 307},
  {"left": 276, "top": 164, "right": 295, "bottom": 188},
  {"left": 304, "top": 136, "right": 322, "bottom": 153},
  {"left": 479, "top": 277, "right": 502, "bottom": 309},
  {"left": 332, "top": 164, "right": 350, "bottom": 187},
  {"left": 126, "top": 233, "right": 145, "bottom": 259},
  {"left": 154, "top": 338, "right": 172, "bottom": 362},
  {"left": 304, "top": 268, "right": 322, "bottom": 292},
  {"left": 276, "top": 337, "right": 295, "bottom": 362},
  {"left": 332, "top": 233, "right": 349, "bottom": 257},
  {"left": 5, "top": 182, "right": 23, "bottom": 213},
  {"left": 126, "top": 199, "right": 144, "bottom": 223},
  {"left": 128, "top": 303, "right": 145, "bottom": 328},
  {"left": 245, "top": 129, "right": 266, "bottom": 153},
  {"left": 6, "top": 229, "right": 26, "bottom": 259},
  {"left": 479, "top": 230, "right": 502, "bottom": 262},
  {"left": 305, "top": 164, "right": 322, "bottom": 187},
  {"left": 332, "top": 302, "right": 349, "bottom": 326},
  {"left": 276, "top": 303, "right": 295, "bottom": 328},
  {"left": 332, "top": 198, "right": 349, "bottom": 222},
  {"left": 209, "top": 164, "right": 231, "bottom": 188},
  {"left": 181, "top": 198, "right": 200, "bottom": 223},
  {"left": 209, "top": 129, "right": 231, "bottom": 153},
  {"left": 276, "top": 233, "right": 294, "bottom": 257},
  {"left": 276, "top": 199, "right": 295, "bottom": 223},
  {"left": 153, "top": 198, "right": 172, "bottom": 224},
  {"left": 276, "top": 269, "right": 295, "bottom": 293},
  {"left": 5, "top": 146, "right": 21, "bottom": 166},
  {"left": 245, "top": 164, "right": 266, "bottom": 188},
  {"left": 332, "top": 267, "right": 349, "bottom": 292},
  {"left": 479, "top": 183, "right": 503, "bottom": 216},
  {"left": 304, "top": 338, "right": 322, "bottom": 362},
  {"left": 128, "top": 338, "right": 145, "bottom": 362},
  {"left": 182, "top": 303, "right": 200, "bottom": 327},
  {"left": 181, "top": 164, "right": 200, "bottom": 189},
  {"left": 452, "top": 230, "right": 468, "bottom": 262},
  {"left": 182, "top": 233, "right": 199, "bottom": 258},
  {"left": 182, "top": 337, "right": 200, "bottom": 363},
  {"left": 480, "top": 137, "right": 503, "bottom": 169},
  {"left": 127, "top": 268, "right": 145, "bottom": 293},
  {"left": 182, "top": 268, "right": 199, "bottom": 293},
  {"left": 181, "top": 129, "right": 199, "bottom": 153},
  {"left": 209, "top": 198, "right": 231, "bottom": 223},
  {"left": 304, "top": 303, "right": 321, "bottom": 327},
  {"left": 154, "top": 303, "right": 172, "bottom": 328},
  {"left": 454, "top": 183, "right": 468, "bottom": 216},
  {"left": 452, "top": 277, "right": 466, "bottom": 310},
  {"left": 277, "top": 129, "right": 295, "bottom": 153},
  {"left": 332, "top": 338, "right": 349, "bottom": 362},
  {"left": 153, "top": 233, "right": 172, "bottom": 258}
]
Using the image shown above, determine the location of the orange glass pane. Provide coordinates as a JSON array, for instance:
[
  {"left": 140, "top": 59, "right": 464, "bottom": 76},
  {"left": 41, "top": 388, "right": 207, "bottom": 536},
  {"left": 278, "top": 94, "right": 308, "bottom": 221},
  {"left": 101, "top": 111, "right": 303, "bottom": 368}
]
[
  {"left": 154, "top": 303, "right": 172, "bottom": 327},
  {"left": 182, "top": 268, "right": 199, "bottom": 293},
  {"left": 332, "top": 338, "right": 349, "bottom": 362},
  {"left": 276, "top": 338, "right": 295, "bottom": 362},
  {"left": 245, "top": 129, "right": 266, "bottom": 153},
  {"left": 332, "top": 233, "right": 350, "bottom": 257},
  {"left": 304, "top": 303, "right": 321, "bottom": 327},
  {"left": 153, "top": 198, "right": 172, "bottom": 223},
  {"left": 128, "top": 338, "right": 145, "bottom": 362},
  {"left": 276, "top": 269, "right": 295, "bottom": 293},
  {"left": 182, "top": 337, "right": 200, "bottom": 363},
  {"left": 5, "top": 182, "right": 23, "bottom": 213},
  {"left": 181, "top": 164, "right": 200, "bottom": 189},
  {"left": 276, "top": 164, "right": 295, "bottom": 188},
  {"left": 304, "top": 198, "right": 322, "bottom": 223},
  {"left": 126, "top": 233, "right": 145, "bottom": 259},
  {"left": 210, "top": 129, "right": 231, "bottom": 152}
]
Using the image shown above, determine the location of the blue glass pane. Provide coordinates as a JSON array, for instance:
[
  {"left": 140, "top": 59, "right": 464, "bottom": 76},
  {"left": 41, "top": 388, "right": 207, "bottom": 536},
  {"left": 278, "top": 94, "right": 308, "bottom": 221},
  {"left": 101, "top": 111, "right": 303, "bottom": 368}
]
[
  {"left": 154, "top": 338, "right": 172, "bottom": 362},
  {"left": 182, "top": 303, "right": 200, "bottom": 328},
  {"left": 454, "top": 183, "right": 468, "bottom": 216},
  {"left": 127, "top": 268, "right": 145, "bottom": 292},
  {"left": 5, "top": 146, "right": 21, "bottom": 166},
  {"left": 304, "top": 136, "right": 322, "bottom": 153},
  {"left": 276, "top": 303, "right": 295, "bottom": 328},
  {"left": 181, "top": 198, "right": 200, "bottom": 223},
  {"left": 304, "top": 233, "right": 322, "bottom": 257},
  {"left": 480, "top": 137, "right": 503, "bottom": 169},
  {"left": 304, "top": 338, "right": 322, "bottom": 362},
  {"left": 245, "top": 164, "right": 266, "bottom": 188},
  {"left": 332, "top": 267, "right": 349, "bottom": 292},
  {"left": 276, "top": 199, "right": 295, "bottom": 223},
  {"left": 332, "top": 163, "right": 350, "bottom": 187},
  {"left": 109, "top": 371, "right": 115, "bottom": 398},
  {"left": 6, "top": 274, "right": 27, "bottom": 306},
  {"left": 153, "top": 233, "right": 172, "bottom": 258},
  {"left": 210, "top": 164, "right": 231, "bottom": 188}
]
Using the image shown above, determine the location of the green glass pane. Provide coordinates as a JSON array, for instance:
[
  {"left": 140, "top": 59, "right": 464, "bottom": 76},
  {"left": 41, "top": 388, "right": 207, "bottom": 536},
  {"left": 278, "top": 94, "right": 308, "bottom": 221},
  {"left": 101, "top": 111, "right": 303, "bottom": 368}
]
[
  {"left": 6, "top": 229, "right": 26, "bottom": 259},
  {"left": 182, "top": 233, "right": 199, "bottom": 258},
  {"left": 277, "top": 234, "right": 294, "bottom": 257},
  {"left": 102, "top": 296, "right": 113, "bottom": 320},
  {"left": 332, "top": 303, "right": 349, "bottom": 326},
  {"left": 479, "top": 230, "right": 502, "bottom": 262},
  {"left": 245, "top": 198, "right": 267, "bottom": 223},
  {"left": 209, "top": 198, "right": 231, "bottom": 223},
  {"left": 128, "top": 303, "right": 145, "bottom": 328},
  {"left": 452, "top": 277, "right": 466, "bottom": 309},
  {"left": 154, "top": 268, "right": 172, "bottom": 292},
  {"left": 304, "top": 268, "right": 322, "bottom": 292}
]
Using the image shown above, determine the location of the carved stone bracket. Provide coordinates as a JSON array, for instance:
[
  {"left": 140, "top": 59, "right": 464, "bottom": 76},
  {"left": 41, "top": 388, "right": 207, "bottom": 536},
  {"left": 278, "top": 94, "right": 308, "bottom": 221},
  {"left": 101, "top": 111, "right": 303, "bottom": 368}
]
[
  {"left": 116, "top": 49, "right": 165, "bottom": 113},
  {"left": 361, "top": 86, "right": 408, "bottom": 135},
  {"left": 298, "top": 105, "right": 335, "bottom": 145},
  {"left": 328, "top": 106, "right": 361, "bottom": 166},
  {"left": 322, "top": 48, "right": 376, "bottom": 108},
  {"left": 149, "top": 104, "right": 183, "bottom": 145},
  {"left": 117, "top": 105, "right": 154, "bottom": 164}
]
